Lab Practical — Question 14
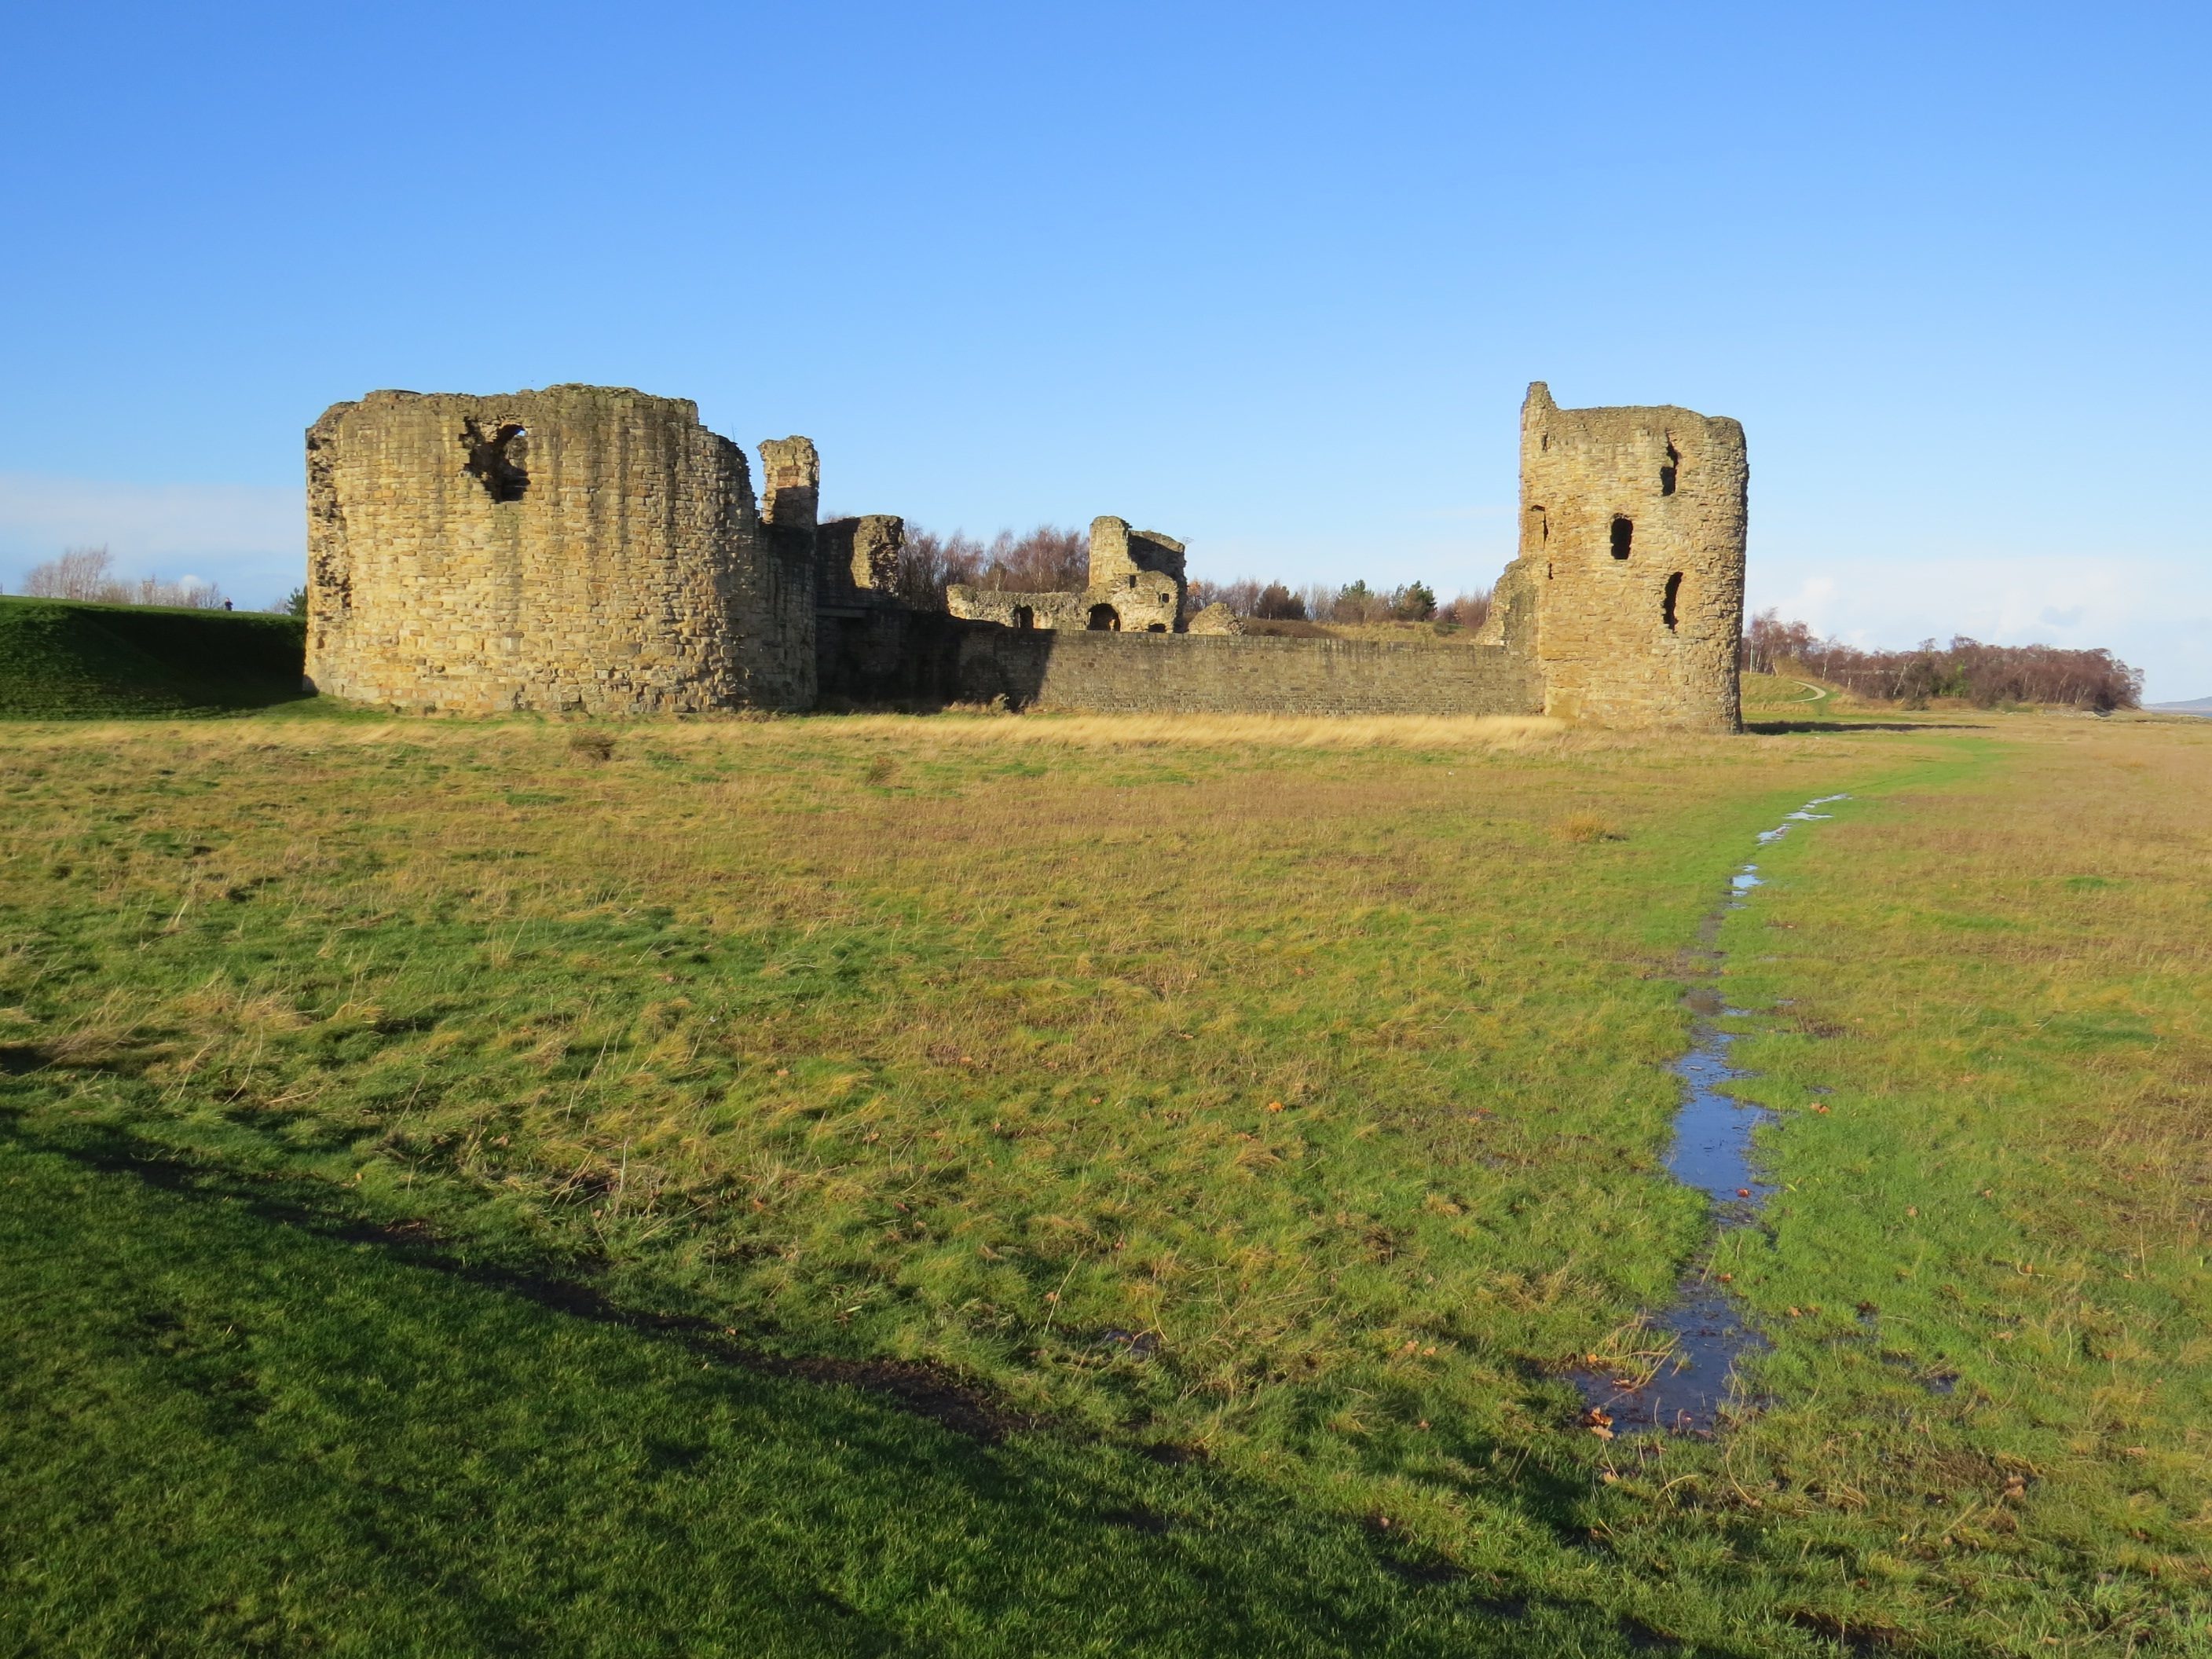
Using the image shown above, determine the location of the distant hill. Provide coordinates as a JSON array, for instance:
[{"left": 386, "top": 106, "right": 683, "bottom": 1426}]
[
  {"left": 0, "top": 595, "right": 307, "bottom": 718},
  {"left": 2148, "top": 696, "right": 2212, "bottom": 716}
]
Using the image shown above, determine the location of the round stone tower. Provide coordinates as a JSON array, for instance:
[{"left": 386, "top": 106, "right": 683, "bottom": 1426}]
[{"left": 303, "top": 386, "right": 815, "bottom": 714}]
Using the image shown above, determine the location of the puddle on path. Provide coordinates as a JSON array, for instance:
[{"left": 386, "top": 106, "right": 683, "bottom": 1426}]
[{"left": 1574, "top": 796, "right": 1849, "bottom": 1436}]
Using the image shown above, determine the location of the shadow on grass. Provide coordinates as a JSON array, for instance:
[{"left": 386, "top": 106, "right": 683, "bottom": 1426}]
[
  {"left": 0, "top": 1112, "right": 1715, "bottom": 1657},
  {"left": 1745, "top": 720, "right": 1979, "bottom": 734}
]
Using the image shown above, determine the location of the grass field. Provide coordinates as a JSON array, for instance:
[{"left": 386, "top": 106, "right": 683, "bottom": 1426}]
[
  {"left": 2, "top": 695, "right": 2206, "bottom": 1654},
  {"left": 0, "top": 595, "right": 307, "bottom": 718}
]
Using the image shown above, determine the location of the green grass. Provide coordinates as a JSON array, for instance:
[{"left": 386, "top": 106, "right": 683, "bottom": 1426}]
[
  {"left": 2, "top": 709, "right": 2206, "bottom": 1654},
  {"left": 2, "top": 1115, "right": 1656, "bottom": 1657},
  {"left": 0, "top": 595, "right": 307, "bottom": 717}
]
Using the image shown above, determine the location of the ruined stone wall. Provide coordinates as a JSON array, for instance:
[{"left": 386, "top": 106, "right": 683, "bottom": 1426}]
[
  {"left": 945, "top": 588, "right": 1097, "bottom": 632},
  {"left": 757, "top": 437, "right": 820, "bottom": 534},
  {"left": 305, "top": 386, "right": 815, "bottom": 713},
  {"left": 1083, "top": 515, "right": 1186, "bottom": 628},
  {"left": 816, "top": 515, "right": 904, "bottom": 604},
  {"left": 954, "top": 630, "right": 1541, "bottom": 716},
  {"left": 946, "top": 515, "right": 1185, "bottom": 634},
  {"left": 818, "top": 607, "right": 968, "bottom": 706},
  {"left": 1512, "top": 383, "right": 1745, "bottom": 731}
]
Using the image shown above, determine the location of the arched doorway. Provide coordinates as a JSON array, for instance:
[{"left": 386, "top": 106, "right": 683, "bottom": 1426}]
[
  {"left": 1012, "top": 605, "right": 1034, "bottom": 631},
  {"left": 1086, "top": 604, "right": 1120, "bottom": 632}
]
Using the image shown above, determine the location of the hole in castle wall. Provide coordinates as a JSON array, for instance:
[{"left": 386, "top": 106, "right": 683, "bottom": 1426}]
[
  {"left": 1661, "top": 438, "right": 1680, "bottom": 496},
  {"left": 1610, "top": 516, "right": 1634, "bottom": 560},
  {"left": 1013, "top": 606, "right": 1034, "bottom": 631},
  {"left": 460, "top": 420, "right": 529, "bottom": 504},
  {"left": 1662, "top": 572, "right": 1683, "bottom": 630},
  {"left": 1145, "top": 623, "right": 1166, "bottom": 632},
  {"left": 1087, "top": 604, "right": 1121, "bottom": 632}
]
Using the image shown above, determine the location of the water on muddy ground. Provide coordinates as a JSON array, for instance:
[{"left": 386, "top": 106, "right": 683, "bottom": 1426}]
[{"left": 1572, "top": 796, "right": 1850, "bottom": 1436}]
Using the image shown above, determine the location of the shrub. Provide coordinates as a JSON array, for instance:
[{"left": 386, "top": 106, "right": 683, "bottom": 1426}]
[{"left": 1556, "top": 812, "right": 1623, "bottom": 844}]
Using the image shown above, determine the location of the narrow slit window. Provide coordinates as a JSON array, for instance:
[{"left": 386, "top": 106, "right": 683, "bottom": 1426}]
[
  {"left": 1610, "top": 515, "right": 1633, "bottom": 560},
  {"left": 1660, "top": 438, "right": 1679, "bottom": 496},
  {"left": 1662, "top": 572, "right": 1683, "bottom": 630}
]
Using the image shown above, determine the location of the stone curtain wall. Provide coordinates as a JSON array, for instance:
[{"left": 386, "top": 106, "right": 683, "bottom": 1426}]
[
  {"left": 1512, "top": 383, "right": 1747, "bottom": 731},
  {"left": 954, "top": 631, "right": 1542, "bottom": 716},
  {"left": 304, "top": 387, "right": 815, "bottom": 714}
]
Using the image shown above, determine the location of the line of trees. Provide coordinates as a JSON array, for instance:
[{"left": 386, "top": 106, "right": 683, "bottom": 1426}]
[
  {"left": 1184, "top": 577, "right": 1492, "bottom": 628},
  {"left": 889, "top": 522, "right": 1493, "bottom": 628},
  {"left": 1741, "top": 608, "right": 2143, "bottom": 711}
]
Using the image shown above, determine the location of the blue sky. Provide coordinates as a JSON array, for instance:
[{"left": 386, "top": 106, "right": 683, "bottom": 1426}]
[{"left": 2, "top": 1, "right": 2206, "bottom": 698}]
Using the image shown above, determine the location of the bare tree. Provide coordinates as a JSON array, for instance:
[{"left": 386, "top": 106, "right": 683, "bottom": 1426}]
[
  {"left": 22, "top": 546, "right": 125, "bottom": 602},
  {"left": 965, "top": 525, "right": 1089, "bottom": 593},
  {"left": 895, "top": 527, "right": 986, "bottom": 610},
  {"left": 18, "top": 546, "right": 227, "bottom": 610}
]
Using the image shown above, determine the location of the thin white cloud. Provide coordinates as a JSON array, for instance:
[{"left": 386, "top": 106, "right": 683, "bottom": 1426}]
[
  {"left": 1749, "top": 552, "right": 2210, "bottom": 703},
  {"left": 0, "top": 472, "right": 303, "bottom": 599}
]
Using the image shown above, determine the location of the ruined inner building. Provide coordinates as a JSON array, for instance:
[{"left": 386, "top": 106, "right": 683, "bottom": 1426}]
[
  {"left": 946, "top": 519, "right": 1188, "bottom": 635},
  {"left": 303, "top": 382, "right": 1746, "bottom": 730}
]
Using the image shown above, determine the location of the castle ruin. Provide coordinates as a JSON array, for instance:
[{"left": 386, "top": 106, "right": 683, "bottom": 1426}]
[
  {"left": 303, "top": 382, "right": 1746, "bottom": 729},
  {"left": 947, "top": 519, "right": 1187, "bottom": 635},
  {"left": 1511, "top": 383, "right": 1747, "bottom": 729}
]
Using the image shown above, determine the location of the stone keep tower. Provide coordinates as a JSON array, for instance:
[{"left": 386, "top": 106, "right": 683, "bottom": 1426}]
[
  {"left": 1514, "top": 383, "right": 1747, "bottom": 731},
  {"left": 303, "top": 386, "right": 815, "bottom": 714}
]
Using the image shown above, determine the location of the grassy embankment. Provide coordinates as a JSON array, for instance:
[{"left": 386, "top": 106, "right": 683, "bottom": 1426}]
[
  {"left": 1, "top": 697, "right": 2205, "bottom": 1654},
  {"left": 0, "top": 594, "right": 308, "bottom": 718}
]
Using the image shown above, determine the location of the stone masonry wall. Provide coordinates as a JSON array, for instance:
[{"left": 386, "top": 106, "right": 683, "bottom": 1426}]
[
  {"left": 954, "top": 630, "right": 1542, "bottom": 716},
  {"left": 304, "top": 386, "right": 814, "bottom": 713},
  {"left": 1512, "top": 383, "right": 1746, "bottom": 731}
]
